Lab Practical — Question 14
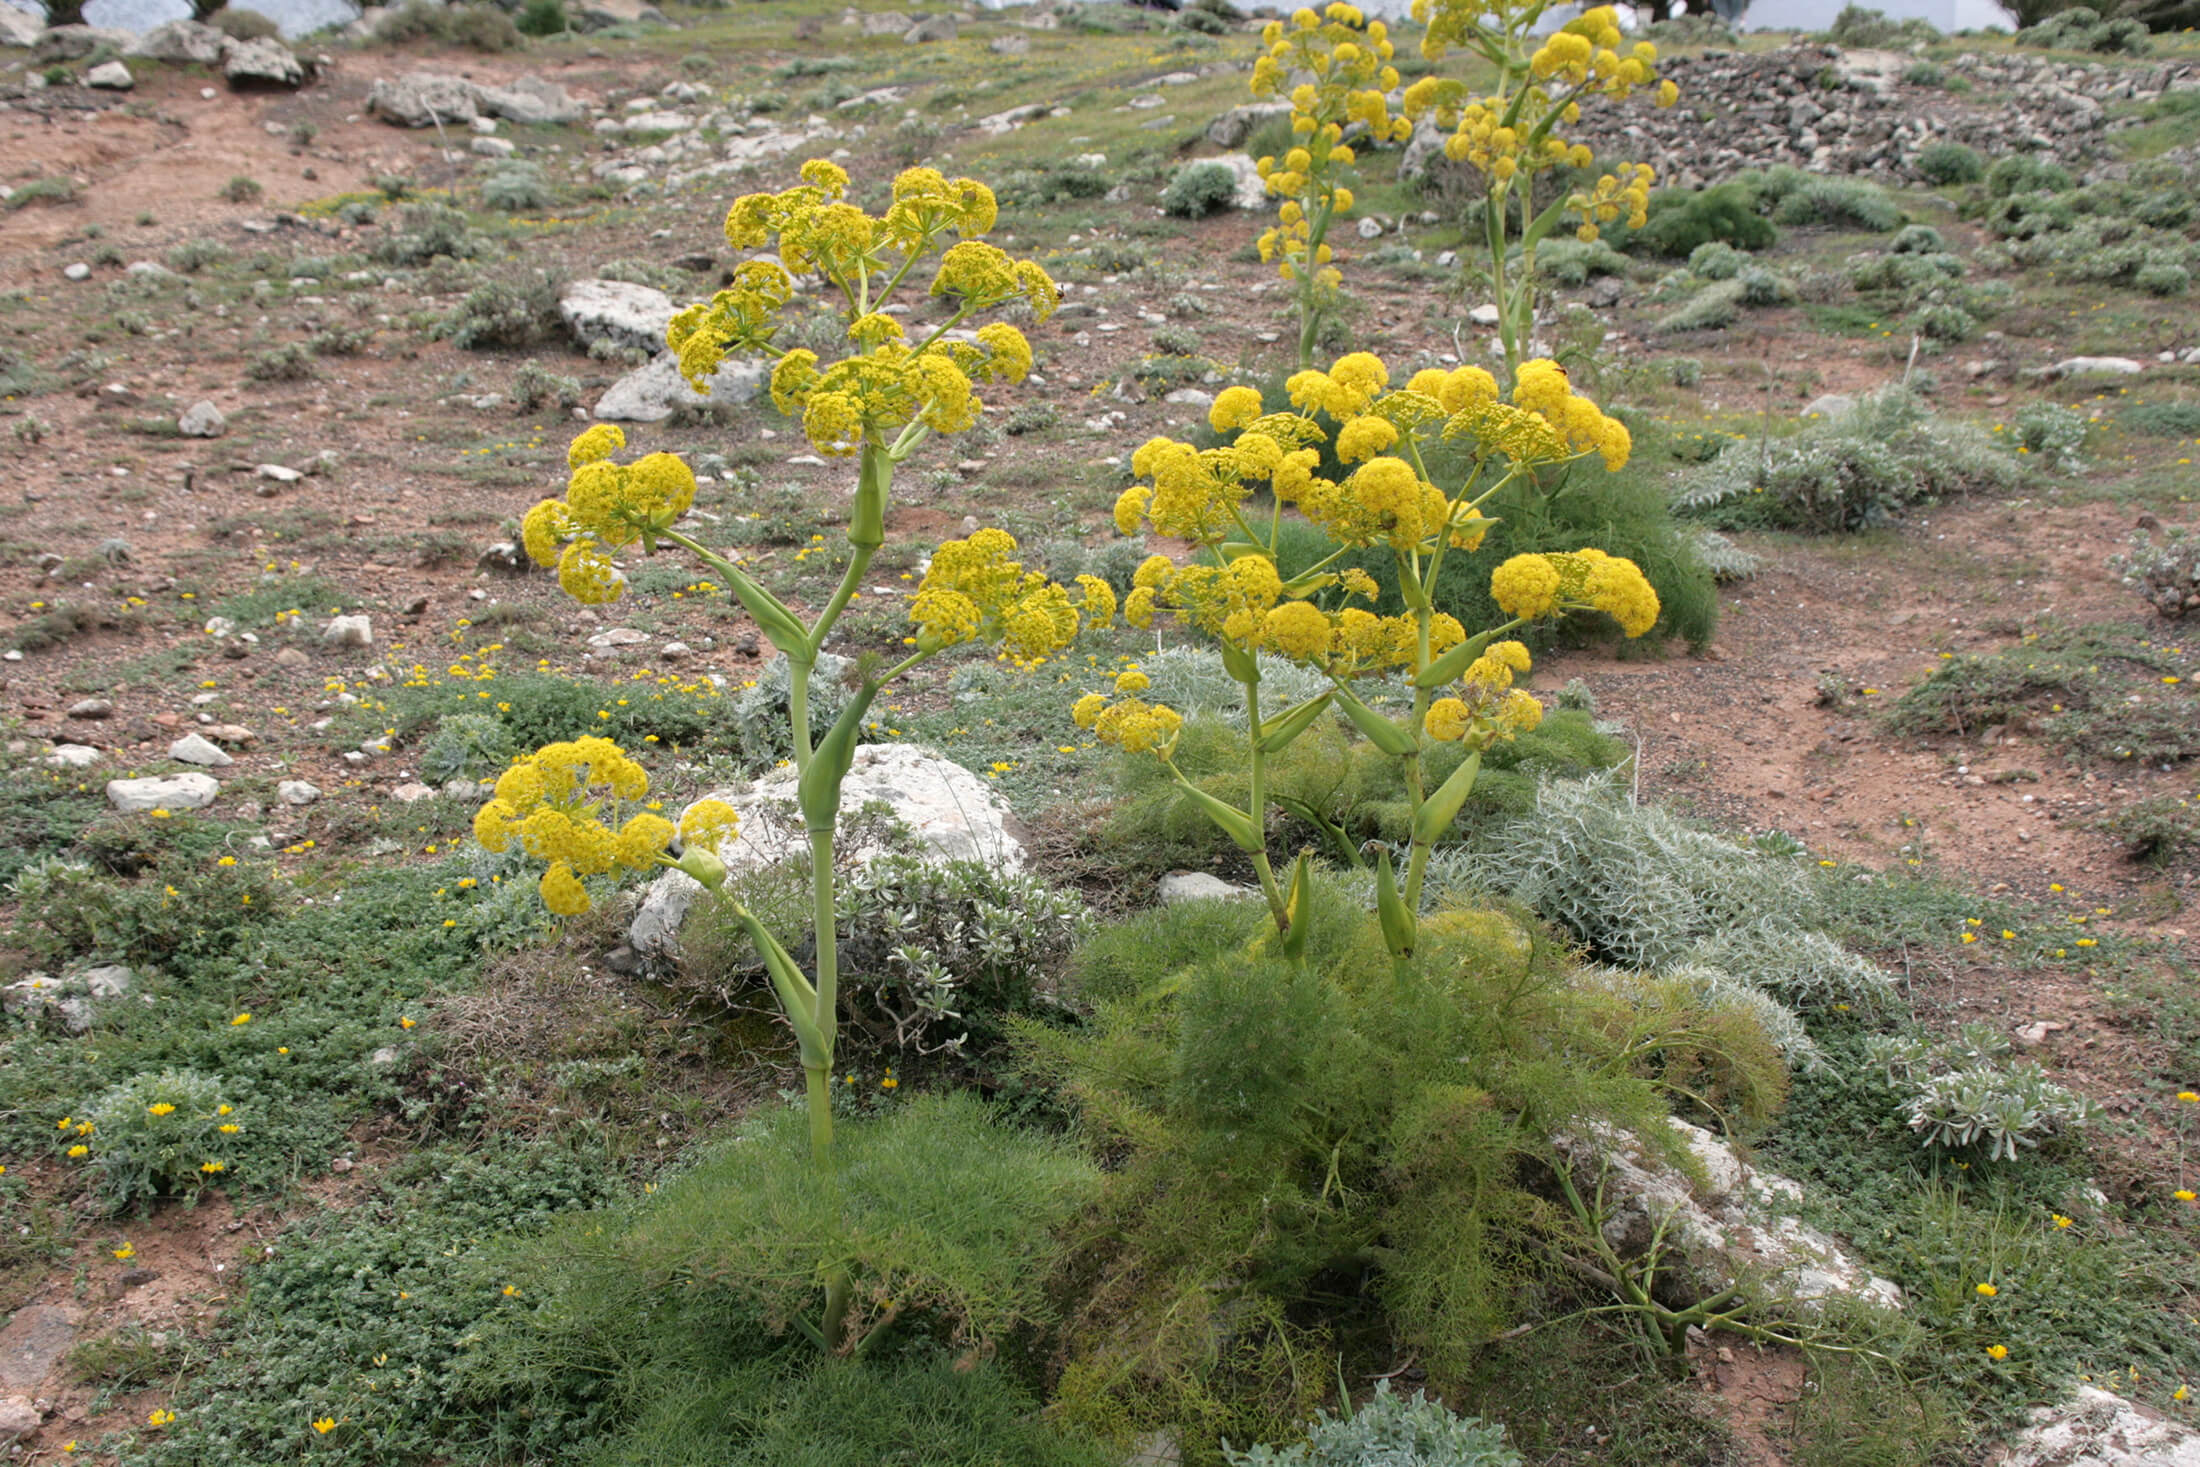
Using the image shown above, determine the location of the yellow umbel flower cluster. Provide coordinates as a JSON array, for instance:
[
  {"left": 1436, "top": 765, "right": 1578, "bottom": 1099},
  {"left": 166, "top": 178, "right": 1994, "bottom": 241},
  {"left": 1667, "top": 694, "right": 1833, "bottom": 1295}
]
[
  {"left": 909, "top": 528, "right": 1113, "bottom": 663},
  {"left": 767, "top": 324, "right": 1034, "bottom": 457},
  {"left": 471, "top": 737, "right": 689, "bottom": 916},
  {"left": 1248, "top": 4, "right": 1409, "bottom": 360},
  {"left": 1489, "top": 548, "right": 1661, "bottom": 637},
  {"left": 1113, "top": 351, "right": 1627, "bottom": 558},
  {"left": 518, "top": 426, "right": 700, "bottom": 606},
  {"left": 664, "top": 160, "right": 1058, "bottom": 456},
  {"left": 1121, "top": 547, "right": 1465, "bottom": 678},
  {"left": 1401, "top": 5, "right": 1672, "bottom": 240},
  {"left": 1422, "top": 639, "right": 1545, "bottom": 746},
  {"left": 1073, "top": 669, "right": 1187, "bottom": 757}
]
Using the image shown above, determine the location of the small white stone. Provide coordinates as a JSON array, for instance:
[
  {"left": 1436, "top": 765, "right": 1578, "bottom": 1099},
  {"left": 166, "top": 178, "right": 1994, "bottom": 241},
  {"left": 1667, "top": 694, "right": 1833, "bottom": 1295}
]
[
  {"left": 277, "top": 780, "right": 322, "bottom": 806},
  {"left": 389, "top": 782, "right": 437, "bottom": 803},
  {"left": 169, "top": 732, "right": 234, "bottom": 768},
  {"left": 322, "top": 615, "right": 374, "bottom": 647},
  {"left": 41, "top": 744, "right": 102, "bottom": 770},
  {"left": 63, "top": 263, "right": 92, "bottom": 282}
]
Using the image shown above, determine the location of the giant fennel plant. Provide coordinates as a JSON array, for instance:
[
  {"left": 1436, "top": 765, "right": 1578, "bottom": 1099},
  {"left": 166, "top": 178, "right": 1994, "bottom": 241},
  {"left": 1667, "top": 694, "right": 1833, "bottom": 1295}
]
[
  {"left": 1087, "top": 350, "right": 1656, "bottom": 966},
  {"left": 1249, "top": 3, "right": 1412, "bottom": 368},
  {"left": 1401, "top": 2, "right": 1676, "bottom": 376},
  {"left": 479, "top": 161, "right": 1105, "bottom": 1352}
]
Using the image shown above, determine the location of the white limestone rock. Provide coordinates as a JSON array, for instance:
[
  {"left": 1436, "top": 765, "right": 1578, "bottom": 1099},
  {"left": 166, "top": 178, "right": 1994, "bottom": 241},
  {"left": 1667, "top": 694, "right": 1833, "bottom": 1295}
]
[
  {"left": 1159, "top": 872, "right": 1256, "bottom": 903},
  {"left": 2006, "top": 1387, "right": 2200, "bottom": 1467},
  {"left": 559, "top": 278, "right": 675, "bottom": 353},
  {"left": 594, "top": 351, "right": 762, "bottom": 423},
  {"left": 1552, "top": 1117, "right": 1903, "bottom": 1313},
  {"left": 169, "top": 732, "right": 233, "bottom": 767},
  {"left": 128, "top": 18, "right": 226, "bottom": 63},
  {"left": 628, "top": 743, "right": 1024, "bottom": 960},
  {"left": 106, "top": 772, "right": 220, "bottom": 813}
]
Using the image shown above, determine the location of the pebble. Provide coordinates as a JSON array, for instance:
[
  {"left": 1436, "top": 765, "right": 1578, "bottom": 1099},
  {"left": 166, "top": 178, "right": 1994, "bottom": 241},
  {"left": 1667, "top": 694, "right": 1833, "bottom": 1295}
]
[
  {"left": 66, "top": 698, "right": 114, "bottom": 720},
  {"left": 62, "top": 263, "right": 90, "bottom": 282},
  {"left": 277, "top": 780, "right": 321, "bottom": 806},
  {"left": 322, "top": 615, "right": 373, "bottom": 647}
]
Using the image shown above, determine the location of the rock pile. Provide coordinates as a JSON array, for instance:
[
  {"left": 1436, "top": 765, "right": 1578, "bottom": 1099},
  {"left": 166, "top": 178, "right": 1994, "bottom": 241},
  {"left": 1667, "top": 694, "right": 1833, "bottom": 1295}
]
[{"left": 1398, "top": 43, "right": 2200, "bottom": 190}]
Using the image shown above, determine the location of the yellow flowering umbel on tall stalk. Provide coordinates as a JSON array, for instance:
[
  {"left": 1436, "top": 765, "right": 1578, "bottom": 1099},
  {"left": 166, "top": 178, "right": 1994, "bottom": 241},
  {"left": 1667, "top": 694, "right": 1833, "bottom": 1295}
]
[
  {"left": 499, "top": 161, "right": 1105, "bottom": 1353},
  {"left": 1401, "top": 2, "right": 1675, "bottom": 378},
  {"left": 1091, "top": 351, "right": 1656, "bottom": 961},
  {"left": 1252, "top": 3, "right": 1412, "bottom": 369}
]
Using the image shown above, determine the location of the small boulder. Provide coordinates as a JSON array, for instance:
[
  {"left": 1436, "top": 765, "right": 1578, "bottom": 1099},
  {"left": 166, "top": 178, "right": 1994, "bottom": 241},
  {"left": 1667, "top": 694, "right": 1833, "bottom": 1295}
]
[
  {"left": 477, "top": 74, "right": 584, "bottom": 124},
  {"left": 558, "top": 278, "right": 675, "bottom": 353},
  {"left": 629, "top": 744, "right": 1025, "bottom": 960},
  {"left": 277, "top": 780, "right": 322, "bottom": 805},
  {"left": 2005, "top": 1387, "right": 2200, "bottom": 1467},
  {"left": 107, "top": 772, "right": 220, "bottom": 813},
  {"left": 86, "top": 59, "right": 134, "bottom": 89},
  {"left": 322, "top": 614, "right": 373, "bottom": 647},
  {"left": 169, "top": 732, "right": 233, "bottom": 768},
  {"left": 0, "top": 1394, "right": 39, "bottom": 1442},
  {"left": 594, "top": 351, "right": 763, "bottom": 423},
  {"left": 0, "top": 7, "right": 42, "bottom": 47},
  {"left": 42, "top": 744, "right": 101, "bottom": 769},
  {"left": 1206, "top": 101, "right": 1292, "bottom": 149},
  {"left": 223, "top": 36, "right": 305, "bottom": 89},
  {"left": 2048, "top": 355, "right": 2144, "bottom": 379},
  {"left": 63, "top": 263, "right": 91, "bottom": 282},
  {"left": 178, "top": 401, "right": 226, "bottom": 438},
  {"left": 128, "top": 18, "right": 227, "bottom": 63},
  {"left": 389, "top": 782, "right": 437, "bottom": 803},
  {"left": 366, "top": 72, "right": 481, "bottom": 127},
  {"left": 66, "top": 698, "right": 114, "bottom": 720},
  {"left": 904, "top": 13, "right": 957, "bottom": 41}
]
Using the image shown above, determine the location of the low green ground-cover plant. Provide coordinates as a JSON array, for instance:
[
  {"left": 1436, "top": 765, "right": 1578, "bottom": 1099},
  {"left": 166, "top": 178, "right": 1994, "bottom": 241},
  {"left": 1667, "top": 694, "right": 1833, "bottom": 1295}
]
[
  {"left": 1882, "top": 620, "right": 2195, "bottom": 761},
  {"left": 1627, "top": 183, "right": 1779, "bottom": 258},
  {"left": 131, "top": 1142, "right": 624, "bottom": 1466},
  {"left": 0, "top": 836, "right": 543, "bottom": 1214},
  {"left": 1767, "top": 1031, "right": 2200, "bottom": 1425}
]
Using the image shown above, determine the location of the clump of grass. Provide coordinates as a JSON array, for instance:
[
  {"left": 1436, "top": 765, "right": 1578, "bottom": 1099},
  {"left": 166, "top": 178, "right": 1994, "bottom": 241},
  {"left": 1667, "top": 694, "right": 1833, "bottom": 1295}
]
[
  {"left": 1160, "top": 161, "right": 1242, "bottom": 219},
  {"left": 3, "top": 177, "right": 79, "bottom": 212},
  {"left": 439, "top": 275, "right": 564, "bottom": 350},
  {"left": 246, "top": 343, "right": 318, "bottom": 382},
  {"left": 221, "top": 176, "right": 264, "bottom": 205}
]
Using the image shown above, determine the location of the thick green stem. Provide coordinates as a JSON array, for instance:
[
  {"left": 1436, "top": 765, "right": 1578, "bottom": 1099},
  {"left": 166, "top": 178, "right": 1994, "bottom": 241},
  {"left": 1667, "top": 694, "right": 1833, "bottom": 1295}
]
[
  {"left": 1243, "top": 679, "right": 1290, "bottom": 934},
  {"left": 809, "top": 826, "right": 839, "bottom": 1070},
  {"left": 803, "top": 1062, "right": 836, "bottom": 1169}
]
